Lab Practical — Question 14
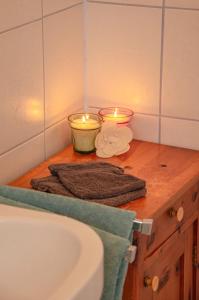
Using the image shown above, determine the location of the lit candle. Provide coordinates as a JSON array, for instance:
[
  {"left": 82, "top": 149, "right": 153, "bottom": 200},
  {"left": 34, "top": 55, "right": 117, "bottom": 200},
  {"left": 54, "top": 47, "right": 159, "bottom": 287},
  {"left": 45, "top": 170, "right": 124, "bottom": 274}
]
[
  {"left": 99, "top": 107, "right": 134, "bottom": 125},
  {"left": 68, "top": 113, "right": 102, "bottom": 153},
  {"left": 71, "top": 114, "right": 100, "bottom": 130}
]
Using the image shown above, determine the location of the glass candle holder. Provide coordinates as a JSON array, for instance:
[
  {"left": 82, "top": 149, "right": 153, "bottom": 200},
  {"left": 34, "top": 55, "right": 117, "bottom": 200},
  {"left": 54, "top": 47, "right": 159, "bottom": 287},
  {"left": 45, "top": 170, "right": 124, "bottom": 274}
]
[
  {"left": 98, "top": 107, "right": 134, "bottom": 125},
  {"left": 68, "top": 113, "right": 102, "bottom": 154}
]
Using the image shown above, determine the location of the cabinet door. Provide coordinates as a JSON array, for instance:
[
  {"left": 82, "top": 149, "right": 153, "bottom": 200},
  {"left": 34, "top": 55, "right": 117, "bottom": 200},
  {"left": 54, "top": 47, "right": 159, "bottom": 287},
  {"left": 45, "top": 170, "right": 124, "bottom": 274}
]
[
  {"left": 141, "top": 217, "right": 199, "bottom": 300},
  {"left": 193, "top": 217, "right": 199, "bottom": 300},
  {"left": 141, "top": 230, "right": 185, "bottom": 300},
  {"left": 184, "top": 221, "right": 194, "bottom": 300}
]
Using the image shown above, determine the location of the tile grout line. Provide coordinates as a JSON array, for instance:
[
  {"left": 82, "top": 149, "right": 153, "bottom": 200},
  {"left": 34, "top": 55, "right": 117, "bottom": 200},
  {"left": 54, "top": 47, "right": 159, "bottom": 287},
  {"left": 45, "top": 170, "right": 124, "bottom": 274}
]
[
  {"left": 0, "top": 118, "right": 68, "bottom": 159},
  {"left": 0, "top": 104, "right": 84, "bottom": 159},
  {"left": 160, "top": 114, "right": 199, "bottom": 122},
  {"left": 41, "top": 0, "right": 47, "bottom": 160},
  {"left": 38, "top": 105, "right": 84, "bottom": 130},
  {"left": 0, "top": 2, "right": 83, "bottom": 37},
  {"left": 0, "top": 2, "right": 198, "bottom": 37},
  {"left": 0, "top": 18, "right": 42, "bottom": 36},
  {"left": 89, "top": 106, "right": 199, "bottom": 122},
  {"left": 0, "top": 132, "right": 45, "bottom": 158},
  {"left": 45, "top": 118, "right": 66, "bottom": 130},
  {"left": 83, "top": 0, "right": 89, "bottom": 111},
  {"left": 43, "top": 1, "right": 83, "bottom": 18},
  {"left": 0, "top": 111, "right": 198, "bottom": 159},
  {"left": 158, "top": 0, "right": 165, "bottom": 144},
  {"left": 87, "top": 0, "right": 199, "bottom": 10},
  {"left": 165, "top": 6, "right": 199, "bottom": 11},
  {"left": 87, "top": 1, "right": 162, "bottom": 8}
]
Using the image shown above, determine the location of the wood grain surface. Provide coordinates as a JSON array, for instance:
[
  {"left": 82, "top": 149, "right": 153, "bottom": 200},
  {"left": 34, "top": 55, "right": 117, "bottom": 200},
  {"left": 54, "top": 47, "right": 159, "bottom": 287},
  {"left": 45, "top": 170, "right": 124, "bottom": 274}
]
[{"left": 10, "top": 140, "right": 199, "bottom": 219}]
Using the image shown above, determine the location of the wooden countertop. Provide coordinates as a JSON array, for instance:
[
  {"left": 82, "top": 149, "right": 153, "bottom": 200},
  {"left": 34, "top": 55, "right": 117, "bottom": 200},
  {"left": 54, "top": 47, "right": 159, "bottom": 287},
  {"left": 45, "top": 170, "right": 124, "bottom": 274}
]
[{"left": 10, "top": 140, "right": 199, "bottom": 219}]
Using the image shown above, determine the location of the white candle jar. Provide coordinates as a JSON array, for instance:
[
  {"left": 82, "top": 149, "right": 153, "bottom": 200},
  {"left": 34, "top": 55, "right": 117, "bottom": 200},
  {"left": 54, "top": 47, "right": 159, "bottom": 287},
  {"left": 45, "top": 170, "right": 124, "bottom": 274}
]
[{"left": 68, "top": 113, "right": 102, "bottom": 154}]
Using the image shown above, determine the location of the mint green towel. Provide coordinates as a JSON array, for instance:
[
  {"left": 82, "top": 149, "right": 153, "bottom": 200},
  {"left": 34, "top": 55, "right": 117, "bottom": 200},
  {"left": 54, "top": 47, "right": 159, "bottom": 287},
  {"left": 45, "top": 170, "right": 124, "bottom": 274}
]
[
  {"left": 0, "top": 186, "right": 136, "bottom": 300},
  {"left": 0, "top": 186, "right": 136, "bottom": 240}
]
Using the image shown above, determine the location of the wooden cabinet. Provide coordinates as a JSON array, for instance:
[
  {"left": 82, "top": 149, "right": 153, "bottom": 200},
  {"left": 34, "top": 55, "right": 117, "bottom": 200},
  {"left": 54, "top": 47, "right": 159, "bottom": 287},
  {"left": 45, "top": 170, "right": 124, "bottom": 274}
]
[
  {"left": 143, "top": 219, "right": 198, "bottom": 300},
  {"left": 9, "top": 140, "right": 199, "bottom": 300},
  {"left": 124, "top": 182, "right": 199, "bottom": 300},
  {"left": 143, "top": 230, "right": 184, "bottom": 300}
]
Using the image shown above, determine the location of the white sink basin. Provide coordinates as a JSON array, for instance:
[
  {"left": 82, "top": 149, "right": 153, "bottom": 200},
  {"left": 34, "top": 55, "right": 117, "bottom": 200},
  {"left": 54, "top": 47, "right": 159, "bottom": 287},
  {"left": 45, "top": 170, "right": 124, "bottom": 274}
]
[{"left": 0, "top": 204, "right": 104, "bottom": 300}]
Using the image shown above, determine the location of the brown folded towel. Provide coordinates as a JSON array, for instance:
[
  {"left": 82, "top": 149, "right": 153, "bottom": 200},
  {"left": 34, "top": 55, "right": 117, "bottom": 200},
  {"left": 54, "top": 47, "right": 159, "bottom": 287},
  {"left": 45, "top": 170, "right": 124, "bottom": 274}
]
[
  {"left": 31, "top": 176, "right": 74, "bottom": 197},
  {"left": 57, "top": 169, "right": 145, "bottom": 199},
  {"left": 31, "top": 175, "right": 146, "bottom": 207},
  {"left": 49, "top": 162, "right": 124, "bottom": 176},
  {"left": 31, "top": 162, "right": 146, "bottom": 207},
  {"left": 86, "top": 188, "right": 146, "bottom": 207}
]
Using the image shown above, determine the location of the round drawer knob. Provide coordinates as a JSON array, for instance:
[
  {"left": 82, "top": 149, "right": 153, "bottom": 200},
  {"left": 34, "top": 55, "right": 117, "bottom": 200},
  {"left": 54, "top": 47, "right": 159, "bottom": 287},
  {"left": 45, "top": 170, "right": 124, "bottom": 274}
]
[
  {"left": 169, "top": 206, "right": 184, "bottom": 222},
  {"left": 144, "top": 276, "right": 159, "bottom": 292},
  {"left": 176, "top": 207, "right": 184, "bottom": 222}
]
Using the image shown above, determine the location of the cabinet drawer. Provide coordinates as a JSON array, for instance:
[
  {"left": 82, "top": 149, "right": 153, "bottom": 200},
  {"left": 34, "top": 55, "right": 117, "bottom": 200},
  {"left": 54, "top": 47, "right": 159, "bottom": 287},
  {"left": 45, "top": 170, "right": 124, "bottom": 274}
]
[
  {"left": 145, "top": 181, "right": 199, "bottom": 256},
  {"left": 141, "top": 229, "right": 185, "bottom": 300}
]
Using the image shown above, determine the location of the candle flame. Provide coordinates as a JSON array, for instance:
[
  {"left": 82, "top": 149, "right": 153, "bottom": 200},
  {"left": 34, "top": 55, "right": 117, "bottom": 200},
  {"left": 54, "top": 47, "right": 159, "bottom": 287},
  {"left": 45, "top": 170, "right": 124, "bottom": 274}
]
[
  {"left": 85, "top": 114, "right": 89, "bottom": 120},
  {"left": 82, "top": 115, "right": 86, "bottom": 123},
  {"left": 114, "top": 108, "right": 118, "bottom": 117}
]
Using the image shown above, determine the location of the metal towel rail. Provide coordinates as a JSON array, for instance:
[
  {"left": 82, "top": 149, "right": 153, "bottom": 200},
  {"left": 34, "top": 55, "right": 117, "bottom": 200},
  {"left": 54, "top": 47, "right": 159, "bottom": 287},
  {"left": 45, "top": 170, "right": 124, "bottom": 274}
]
[
  {"left": 133, "top": 218, "right": 153, "bottom": 236},
  {"left": 126, "top": 219, "right": 153, "bottom": 263}
]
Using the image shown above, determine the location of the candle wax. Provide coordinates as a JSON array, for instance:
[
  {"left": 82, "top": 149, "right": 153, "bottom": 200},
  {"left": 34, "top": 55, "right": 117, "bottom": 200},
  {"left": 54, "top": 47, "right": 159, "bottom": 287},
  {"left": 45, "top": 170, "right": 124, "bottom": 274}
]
[
  {"left": 71, "top": 118, "right": 100, "bottom": 130},
  {"left": 103, "top": 114, "right": 129, "bottom": 123}
]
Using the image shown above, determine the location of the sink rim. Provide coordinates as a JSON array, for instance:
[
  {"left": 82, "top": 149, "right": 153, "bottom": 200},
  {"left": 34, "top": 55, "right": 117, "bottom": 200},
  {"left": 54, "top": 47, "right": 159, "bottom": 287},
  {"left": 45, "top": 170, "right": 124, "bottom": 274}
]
[{"left": 0, "top": 204, "right": 104, "bottom": 300}]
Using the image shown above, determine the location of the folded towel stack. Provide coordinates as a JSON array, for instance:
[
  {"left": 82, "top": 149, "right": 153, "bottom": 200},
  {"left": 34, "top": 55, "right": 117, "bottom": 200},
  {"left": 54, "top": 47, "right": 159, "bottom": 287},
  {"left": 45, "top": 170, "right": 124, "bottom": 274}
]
[
  {"left": 0, "top": 186, "right": 137, "bottom": 300},
  {"left": 31, "top": 162, "right": 146, "bottom": 207}
]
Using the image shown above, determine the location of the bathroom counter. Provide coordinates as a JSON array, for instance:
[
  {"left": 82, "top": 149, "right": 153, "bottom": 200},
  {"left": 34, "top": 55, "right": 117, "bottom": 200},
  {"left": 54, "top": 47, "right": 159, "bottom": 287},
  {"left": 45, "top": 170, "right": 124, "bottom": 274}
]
[
  {"left": 9, "top": 140, "right": 199, "bottom": 300},
  {"left": 10, "top": 139, "right": 199, "bottom": 219}
]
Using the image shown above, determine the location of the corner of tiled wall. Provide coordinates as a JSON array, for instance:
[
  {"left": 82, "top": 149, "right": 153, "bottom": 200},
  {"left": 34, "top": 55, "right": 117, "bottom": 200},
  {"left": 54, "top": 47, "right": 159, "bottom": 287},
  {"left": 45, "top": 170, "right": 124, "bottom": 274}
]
[
  {"left": 43, "top": 0, "right": 84, "bottom": 158},
  {"left": 0, "top": 0, "right": 198, "bottom": 184},
  {"left": 0, "top": 0, "right": 84, "bottom": 184},
  {"left": 86, "top": 0, "right": 199, "bottom": 150}
]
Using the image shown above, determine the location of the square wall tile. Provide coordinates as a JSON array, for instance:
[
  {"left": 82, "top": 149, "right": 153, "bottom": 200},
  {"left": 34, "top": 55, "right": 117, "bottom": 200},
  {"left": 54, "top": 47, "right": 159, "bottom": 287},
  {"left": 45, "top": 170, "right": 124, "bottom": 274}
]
[
  {"left": 45, "top": 119, "right": 71, "bottom": 159},
  {"left": 132, "top": 114, "right": 159, "bottom": 142},
  {"left": 0, "top": 0, "right": 42, "bottom": 33},
  {"left": 87, "top": 3, "right": 162, "bottom": 114},
  {"left": 162, "top": 10, "right": 199, "bottom": 120},
  {"left": 161, "top": 117, "right": 199, "bottom": 150},
  {"left": 0, "top": 22, "right": 44, "bottom": 155},
  {"left": 0, "top": 134, "right": 45, "bottom": 184},
  {"left": 88, "top": 0, "right": 162, "bottom": 6},
  {"left": 165, "top": 0, "right": 199, "bottom": 9},
  {"left": 43, "top": 0, "right": 82, "bottom": 16},
  {"left": 44, "top": 5, "right": 83, "bottom": 127}
]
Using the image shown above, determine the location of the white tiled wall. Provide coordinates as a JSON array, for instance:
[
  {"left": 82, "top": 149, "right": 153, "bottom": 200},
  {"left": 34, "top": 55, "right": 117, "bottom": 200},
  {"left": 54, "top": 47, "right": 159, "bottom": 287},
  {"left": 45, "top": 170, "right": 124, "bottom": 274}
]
[
  {"left": 44, "top": 5, "right": 83, "bottom": 127},
  {"left": 162, "top": 9, "right": 199, "bottom": 120},
  {"left": 0, "top": 22, "right": 44, "bottom": 155},
  {"left": 165, "top": 0, "right": 199, "bottom": 9},
  {"left": 0, "top": 0, "right": 83, "bottom": 184},
  {"left": 87, "top": 4, "right": 162, "bottom": 115},
  {"left": 0, "top": 135, "right": 45, "bottom": 185},
  {"left": 0, "top": 0, "right": 42, "bottom": 33},
  {"left": 86, "top": 0, "right": 199, "bottom": 150},
  {"left": 161, "top": 118, "right": 199, "bottom": 150},
  {"left": 0, "top": 0, "right": 198, "bottom": 184}
]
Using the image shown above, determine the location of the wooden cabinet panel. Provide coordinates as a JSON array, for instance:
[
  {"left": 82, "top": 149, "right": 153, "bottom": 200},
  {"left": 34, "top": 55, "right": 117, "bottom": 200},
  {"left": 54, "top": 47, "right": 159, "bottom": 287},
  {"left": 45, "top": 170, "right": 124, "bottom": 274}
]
[
  {"left": 140, "top": 215, "right": 199, "bottom": 300},
  {"left": 184, "top": 224, "right": 193, "bottom": 300},
  {"left": 146, "top": 182, "right": 199, "bottom": 257},
  {"left": 142, "top": 230, "right": 184, "bottom": 300},
  {"left": 193, "top": 218, "right": 199, "bottom": 300}
]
